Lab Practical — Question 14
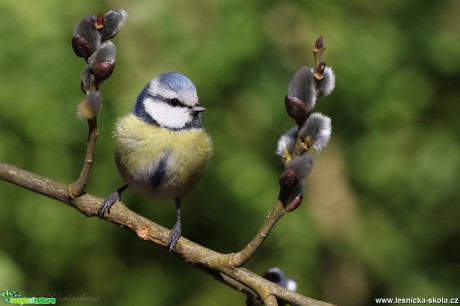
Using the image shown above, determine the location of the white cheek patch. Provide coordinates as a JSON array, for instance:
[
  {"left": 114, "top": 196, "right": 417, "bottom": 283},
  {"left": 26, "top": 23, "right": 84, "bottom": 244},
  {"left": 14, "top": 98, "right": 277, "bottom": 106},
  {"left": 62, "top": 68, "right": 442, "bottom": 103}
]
[{"left": 144, "top": 98, "right": 191, "bottom": 129}]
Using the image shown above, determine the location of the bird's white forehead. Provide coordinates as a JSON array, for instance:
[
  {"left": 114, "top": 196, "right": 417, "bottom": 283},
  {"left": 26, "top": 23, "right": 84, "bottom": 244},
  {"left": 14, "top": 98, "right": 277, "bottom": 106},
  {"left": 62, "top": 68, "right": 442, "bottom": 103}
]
[{"left": 147, "top": 76, "right": 198, "bottom": 107}]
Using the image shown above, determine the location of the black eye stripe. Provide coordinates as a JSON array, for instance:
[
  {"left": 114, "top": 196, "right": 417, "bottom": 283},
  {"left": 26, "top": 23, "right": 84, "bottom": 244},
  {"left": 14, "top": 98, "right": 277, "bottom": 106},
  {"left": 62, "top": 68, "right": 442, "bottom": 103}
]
[
  {"left": 169, "top": 98, "right": 181, "bottom": 107},
  {"left": 146, "top": 93, "right": 187, "bottom": 108}
]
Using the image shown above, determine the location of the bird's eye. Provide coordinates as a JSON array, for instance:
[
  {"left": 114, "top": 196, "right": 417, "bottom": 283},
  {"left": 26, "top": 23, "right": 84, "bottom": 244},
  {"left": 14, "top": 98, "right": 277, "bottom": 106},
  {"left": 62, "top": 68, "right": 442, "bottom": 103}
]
[{"left": 170, "top": 98, "right": 181, "bottom": 107}]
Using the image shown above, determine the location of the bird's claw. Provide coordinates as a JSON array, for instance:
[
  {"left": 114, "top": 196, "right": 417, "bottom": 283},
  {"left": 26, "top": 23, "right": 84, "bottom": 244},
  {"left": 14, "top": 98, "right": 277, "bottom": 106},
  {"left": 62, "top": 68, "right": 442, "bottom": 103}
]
[
  {"left": 98, "top": 190, "right": 120, "bottom": 218},
  {"left": 167, "top": 223, "right": 182, "bottom": 253}
]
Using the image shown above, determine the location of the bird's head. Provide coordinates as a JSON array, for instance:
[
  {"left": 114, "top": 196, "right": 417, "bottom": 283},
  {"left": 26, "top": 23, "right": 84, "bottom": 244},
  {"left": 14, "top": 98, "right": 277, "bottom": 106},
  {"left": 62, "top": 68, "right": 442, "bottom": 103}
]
[{"left": 133, "top": 72, "right": 205, "bottom": 130}]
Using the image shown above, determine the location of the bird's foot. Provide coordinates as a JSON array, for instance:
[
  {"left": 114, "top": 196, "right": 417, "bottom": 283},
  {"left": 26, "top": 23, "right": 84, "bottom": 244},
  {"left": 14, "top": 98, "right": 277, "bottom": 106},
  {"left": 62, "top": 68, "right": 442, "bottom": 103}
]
[
  {"left": 167, "top": 222, "right": 182, "bottom": 253},
  {"left": 98, "top": 190, "right": 120, "bottom": 218}
]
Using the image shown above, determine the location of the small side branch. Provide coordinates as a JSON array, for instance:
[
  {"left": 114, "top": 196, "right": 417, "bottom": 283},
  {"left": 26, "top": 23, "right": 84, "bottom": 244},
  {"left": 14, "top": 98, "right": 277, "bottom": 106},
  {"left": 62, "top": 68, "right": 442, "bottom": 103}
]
[
  {"left": 69, "top": 117, "right": 98, "bottom": 197},
  {"left": 230, "top": 200, "right": 285, "bottom": 267}
]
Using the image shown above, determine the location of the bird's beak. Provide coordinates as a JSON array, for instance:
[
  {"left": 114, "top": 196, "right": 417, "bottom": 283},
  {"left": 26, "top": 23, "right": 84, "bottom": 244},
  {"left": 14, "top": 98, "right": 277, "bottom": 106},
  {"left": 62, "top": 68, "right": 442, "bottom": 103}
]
[{"left": 192, "top": 105, "right": 206, "bottom": 113}]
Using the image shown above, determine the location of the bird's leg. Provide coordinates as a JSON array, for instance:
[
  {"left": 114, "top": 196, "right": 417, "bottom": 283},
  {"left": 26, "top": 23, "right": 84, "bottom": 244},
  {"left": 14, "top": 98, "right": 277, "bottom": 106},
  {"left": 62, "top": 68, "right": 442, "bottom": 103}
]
[
  {"left": 167, "top": 198, "right": 182, "bottom": 252},
  {"left": 98, "top": 184, "right": 128, "bottom": 218}
]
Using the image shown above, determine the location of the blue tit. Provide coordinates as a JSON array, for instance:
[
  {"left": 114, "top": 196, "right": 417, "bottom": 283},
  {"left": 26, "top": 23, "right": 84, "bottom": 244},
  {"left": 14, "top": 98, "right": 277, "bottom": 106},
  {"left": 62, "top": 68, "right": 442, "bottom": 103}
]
[
  {"left": 98, "top": 72, "right": 213, "bottom": 252},
  {"left": 263, "top": 267, "right": 297, "bottom": 292},
  {"left": 263, "top": 267, "right": 297, "bottom": 306}
]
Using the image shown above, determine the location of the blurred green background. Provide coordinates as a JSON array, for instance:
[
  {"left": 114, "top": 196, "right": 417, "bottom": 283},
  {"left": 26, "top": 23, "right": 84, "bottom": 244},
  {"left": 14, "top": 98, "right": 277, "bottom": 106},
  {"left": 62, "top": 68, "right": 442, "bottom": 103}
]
[{"left": 1, "top": 0, "right": 459, "bottom": 305}]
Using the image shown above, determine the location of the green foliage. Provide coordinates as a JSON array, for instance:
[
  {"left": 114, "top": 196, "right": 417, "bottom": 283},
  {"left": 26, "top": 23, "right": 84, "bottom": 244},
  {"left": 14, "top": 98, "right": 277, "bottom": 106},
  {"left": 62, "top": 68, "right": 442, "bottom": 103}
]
[{"left": 1, "top": 1, "right": 459, "bottom": 305}]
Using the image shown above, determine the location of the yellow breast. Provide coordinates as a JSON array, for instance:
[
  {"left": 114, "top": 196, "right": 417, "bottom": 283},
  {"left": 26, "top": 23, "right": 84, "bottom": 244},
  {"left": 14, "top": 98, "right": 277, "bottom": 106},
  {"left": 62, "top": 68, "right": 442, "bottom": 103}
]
[{"left": 113, "top": 114, "right": 212, "bottom": 199}]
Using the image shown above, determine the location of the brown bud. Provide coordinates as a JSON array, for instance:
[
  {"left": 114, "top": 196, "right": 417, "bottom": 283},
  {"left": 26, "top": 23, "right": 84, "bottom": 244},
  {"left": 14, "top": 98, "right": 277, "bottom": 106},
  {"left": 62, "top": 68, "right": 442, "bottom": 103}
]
[
  {"left": 278, "top": 180, "right": 306, "bottom": 210},
  {"left": 91, "top": 62, "right": 115, "bottom": 80},
  {"left": 285, "top": 196, "right": 303, "bottom": 212},
  {"left": 315, "top": 35, "right": 324, "bottom": 50},
  {"left": 279, "top": 169, "right": 299, "bottom": 190},
  {"left": 285, "top": 96, "right": 309, "bottom": 122},
  {"left": 71, "top": 36, "right": 95, "bottom": 58},
  {"left": 314, "top": 62, "right": 326, "bottom": 80},
  {"left": 95, "top": 13, "right": 104, "bottom": 30}
]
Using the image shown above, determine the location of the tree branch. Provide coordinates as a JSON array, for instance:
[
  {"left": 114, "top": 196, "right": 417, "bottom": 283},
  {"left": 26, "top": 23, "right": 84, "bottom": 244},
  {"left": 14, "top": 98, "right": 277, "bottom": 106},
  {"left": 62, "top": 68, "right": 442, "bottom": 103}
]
[
  {"left": 264, "top": 295, "right": 279, "bottom": 306},
  {"left": 230, "top": 200, "right": 285, "bottom": 267},
  {"left": 0, "top": 162, "right": 335, "bottom": 306},
  {"left": 69, "top": 117, "right": 98, "bottom": 197}
]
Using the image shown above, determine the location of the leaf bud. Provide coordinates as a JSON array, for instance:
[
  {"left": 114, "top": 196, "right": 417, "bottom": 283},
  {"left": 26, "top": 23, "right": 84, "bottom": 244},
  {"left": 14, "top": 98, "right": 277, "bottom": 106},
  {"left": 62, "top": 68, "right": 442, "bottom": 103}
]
[
  {"left": 91, "top": 62, "right": 115, "bottom": 81},
  {"left": 276, "top": 127, "right": 297, "bottom": 162},
  {"left": 316, "top": 67, "right": 336, "bottom": 97},
  {"left": 71, "top": 36, "right": 95, "bottom": 58},
  {"left": 278, "top": 155, "right": 313, "bottom": 209},
  {"left": 76, "top": 92, "right": 102, "bottom": 120},
  {"left": 314, "top": 61, "right": 326, "bottom": 80},
  {"left": 95, "top": 13, "right": 104, "bottom": 30},
  {"left": 72, "top": 14, "right": 101, "bottom": 58},
  {"left": 279, "top": 169, "right": 299, "bottom": 190},
  {"left": 314, "top": 35, "right": 324, "bottom": 50},
  {"left": 80, "top": 67, "right": 94, "bottom": 93},
  {"left": 285, "top": 154, "right": 314, "bottom": 182},
  {"left": 88, "top": 41, "right": 116, "bottom": 80},
  {"left": 285, "top": 96, "right": 309, "bottom": 125},
  {"left": 298, "top": 113, "right": 332, "bottom": 154},
  {"left": 100, "top": 9, "right": 128, "bottom": 41},
  {"left": 287, "top": 67, "right": 317, "bottom": 113}
]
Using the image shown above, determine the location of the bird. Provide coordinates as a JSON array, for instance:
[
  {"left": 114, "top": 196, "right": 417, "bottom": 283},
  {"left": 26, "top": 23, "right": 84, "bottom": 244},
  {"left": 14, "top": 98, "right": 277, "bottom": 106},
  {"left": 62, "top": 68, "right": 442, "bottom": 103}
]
[
  {"left": 263, "top": 267, "right": 297, "bottom": 306},
  {"left": 98, "top": 72, "right": 213, "bottom": 252},
  {"left": 263, "top": 267, "right": 297, "bottom": 292}
]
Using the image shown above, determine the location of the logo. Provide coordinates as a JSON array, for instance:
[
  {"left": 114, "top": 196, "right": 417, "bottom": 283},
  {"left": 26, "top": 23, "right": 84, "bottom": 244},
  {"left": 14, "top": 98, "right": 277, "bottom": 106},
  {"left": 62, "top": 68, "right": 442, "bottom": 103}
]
[
  {"left": 1, "top": 290, "right": 56, "bottom": 305},
  {"left": 1, "top": 290, "right": 20, "bottom": 304}
]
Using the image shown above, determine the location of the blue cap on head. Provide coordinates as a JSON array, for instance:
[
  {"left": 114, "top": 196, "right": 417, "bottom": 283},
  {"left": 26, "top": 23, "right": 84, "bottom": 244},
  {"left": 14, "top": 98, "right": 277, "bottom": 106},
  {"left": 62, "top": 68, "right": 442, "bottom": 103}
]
[{"left": 157, "top": 72, "right": 196, "bottom": 93}]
